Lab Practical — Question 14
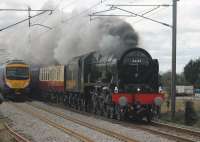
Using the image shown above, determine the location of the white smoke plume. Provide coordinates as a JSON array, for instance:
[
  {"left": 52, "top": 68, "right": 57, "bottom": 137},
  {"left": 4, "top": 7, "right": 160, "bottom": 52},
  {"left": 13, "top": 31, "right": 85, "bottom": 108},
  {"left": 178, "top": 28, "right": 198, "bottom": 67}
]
[{"left": 3, "top": 1, "right": 139, "bottom": 65}]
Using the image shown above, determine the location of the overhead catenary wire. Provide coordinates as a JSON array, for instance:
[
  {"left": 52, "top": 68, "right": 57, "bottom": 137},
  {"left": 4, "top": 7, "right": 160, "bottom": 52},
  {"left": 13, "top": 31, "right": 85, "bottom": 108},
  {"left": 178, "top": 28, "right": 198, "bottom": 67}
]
[
  {"left": 31, "top": 0, "right": 110, "bottom": 40},
  {"left": 90, "top": 5, "right": 161, "bottom": 19},
  {"left": 29, "top": 0, "right": 82, "bottom": 36},
  {"left": 131, "top": 6, "right": 169, "bottom": 26},
  {"left": 62, "top": 0, "right": 109, "bottom": 23},
  {"left": 0, "top": 10, "right": 53, "bottom": 31},
  {"left": 115, "top": 6, "right": 171, "bottom": 27},
  {"left": 0, "top": 8, "right": 54, "bottom": 12},
  {"left": 107, "top": 4, "right": 172, "bottom": 7}
]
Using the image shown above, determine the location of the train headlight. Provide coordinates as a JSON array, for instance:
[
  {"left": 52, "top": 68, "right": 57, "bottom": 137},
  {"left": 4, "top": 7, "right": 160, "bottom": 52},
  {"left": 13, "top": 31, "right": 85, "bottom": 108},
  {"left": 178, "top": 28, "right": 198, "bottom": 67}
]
[
  {"left": 24, "top": 81, "right": 30, "bottom": 88},
  {"left": 154, "top": 97, "right": 163, "bottom": 106},
  {"left": 5, "top": 82, "right": 12, "bottom": 88},
  {"left": 119, "top": 96, "right": 127, "bottom": 106}
]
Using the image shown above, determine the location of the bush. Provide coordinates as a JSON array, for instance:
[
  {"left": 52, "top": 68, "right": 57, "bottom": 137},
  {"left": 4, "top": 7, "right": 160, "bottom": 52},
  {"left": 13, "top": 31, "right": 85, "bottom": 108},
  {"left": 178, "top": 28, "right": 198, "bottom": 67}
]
[{"left": 185, "top": 101, "right": 198, "bottom": 125}]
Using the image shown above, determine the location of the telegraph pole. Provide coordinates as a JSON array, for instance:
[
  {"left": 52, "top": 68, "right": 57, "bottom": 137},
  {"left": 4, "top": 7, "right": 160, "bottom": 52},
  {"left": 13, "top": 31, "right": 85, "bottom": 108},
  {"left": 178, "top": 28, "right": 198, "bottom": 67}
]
[{"left": 171, "top": 0, "right": 178, "bottom": 119}]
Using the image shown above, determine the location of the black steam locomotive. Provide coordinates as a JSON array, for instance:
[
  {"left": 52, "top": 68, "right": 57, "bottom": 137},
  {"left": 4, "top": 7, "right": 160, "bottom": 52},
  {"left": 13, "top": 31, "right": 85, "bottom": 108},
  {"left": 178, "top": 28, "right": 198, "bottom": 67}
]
[{"left": 63, "top": 47, "right": 163, "bottom": 121}]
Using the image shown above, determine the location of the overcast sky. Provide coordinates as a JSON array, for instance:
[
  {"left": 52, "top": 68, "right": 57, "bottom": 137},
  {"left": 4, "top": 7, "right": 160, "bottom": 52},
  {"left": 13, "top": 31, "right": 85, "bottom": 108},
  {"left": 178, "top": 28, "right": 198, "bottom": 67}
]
[{"left": 0, "top": 0, "right": 199, "bottom": 73}]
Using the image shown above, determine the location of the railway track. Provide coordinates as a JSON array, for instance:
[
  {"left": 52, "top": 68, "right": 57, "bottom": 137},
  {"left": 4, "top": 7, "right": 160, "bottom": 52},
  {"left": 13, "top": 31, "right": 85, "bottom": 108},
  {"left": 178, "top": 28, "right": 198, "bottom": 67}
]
[
  {"left": 29, "top": 101, "right": 200, "bottom": 142},
  {"left": 136, "top": 125, "right": 200, "bottom": 142},
  {"left": 151, "top": 121, "right": 200, "bottom": 137},
  {"left": 4, "top": 123, "right": 31, "bottom": 142},
  {"left": 26, "top": 102, "right": 138, "bottom": 142},
  {"left": 149, "top": 121, "right": 200, "bottom": 142},
  {"left": 10, "top": 103, "right": 93, "bottom": 142}
]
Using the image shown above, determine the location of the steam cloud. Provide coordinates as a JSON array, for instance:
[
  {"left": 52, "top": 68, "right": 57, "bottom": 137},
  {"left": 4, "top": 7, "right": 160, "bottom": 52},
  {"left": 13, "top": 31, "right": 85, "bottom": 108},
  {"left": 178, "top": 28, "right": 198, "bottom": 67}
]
[{"left": 3, "top": 2, "right": 139, "bottom": 65}]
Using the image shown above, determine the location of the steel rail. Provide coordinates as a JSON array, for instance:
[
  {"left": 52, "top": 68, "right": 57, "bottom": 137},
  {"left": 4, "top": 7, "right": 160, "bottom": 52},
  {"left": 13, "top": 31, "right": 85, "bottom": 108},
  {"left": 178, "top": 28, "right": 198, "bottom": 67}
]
[
  {"left": 4, "top": 123, "right": 31, "bottom": 142},
  {"left": 28, "top": 102, "right": 138, "bottom": 142},
  {"left": 30, "top": 101, "right": 200, "bottom": 142},
  {"left": 136, "top": 125, "right": 197, "bottom": 142},
  {"left": 10, "top": 103, "right": 93, "bottom": 142},
  {"left": 151, "top": 121, "right": 200, "bottom": 137}
]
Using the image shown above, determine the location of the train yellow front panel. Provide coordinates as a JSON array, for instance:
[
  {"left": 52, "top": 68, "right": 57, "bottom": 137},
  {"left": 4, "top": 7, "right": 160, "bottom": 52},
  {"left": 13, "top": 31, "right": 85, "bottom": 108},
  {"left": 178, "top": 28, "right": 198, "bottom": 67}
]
[{"left": 5, "top": 79, "right": 30, "bottom": 89}]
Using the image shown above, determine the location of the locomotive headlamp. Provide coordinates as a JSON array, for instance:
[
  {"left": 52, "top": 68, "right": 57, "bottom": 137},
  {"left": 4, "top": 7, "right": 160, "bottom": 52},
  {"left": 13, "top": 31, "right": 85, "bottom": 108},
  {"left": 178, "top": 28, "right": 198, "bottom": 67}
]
[
  {"left": 5, "top": 82, "right": 12, "bottom": 88},
  {"left": 119, "top": 96, "right": 127, "bottom": 106},
  {"left": 114, "top": 86, "right": 118, "bottom": 93},
  {"left": 154, "top": 97, "right": 163, "bottom": 106},
  {"left": 137, "top": 88, "right": 141, "bottom": 92}
]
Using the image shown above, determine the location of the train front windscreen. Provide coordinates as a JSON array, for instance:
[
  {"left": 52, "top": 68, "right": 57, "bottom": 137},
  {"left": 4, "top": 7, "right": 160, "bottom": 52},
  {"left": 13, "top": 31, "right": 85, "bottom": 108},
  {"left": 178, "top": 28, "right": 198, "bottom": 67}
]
[{"left": 6, "top": 67, "right": 29, "bottom": 80}]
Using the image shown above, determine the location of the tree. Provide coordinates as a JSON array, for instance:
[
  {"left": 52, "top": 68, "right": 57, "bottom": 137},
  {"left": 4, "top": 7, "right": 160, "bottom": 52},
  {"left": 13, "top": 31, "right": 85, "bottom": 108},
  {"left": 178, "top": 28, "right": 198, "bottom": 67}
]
[
  {"left": 160, "top": 71, "right": 189, "bottom": 96},
  {"left": 184, "top": 59, "right": 200, "bottom": 88},
  {"left": 160, "top": 71, "right": 171, "bottom": 95},
  {"left": 176, "top": 73, "right": 189, "bottom": 85}
]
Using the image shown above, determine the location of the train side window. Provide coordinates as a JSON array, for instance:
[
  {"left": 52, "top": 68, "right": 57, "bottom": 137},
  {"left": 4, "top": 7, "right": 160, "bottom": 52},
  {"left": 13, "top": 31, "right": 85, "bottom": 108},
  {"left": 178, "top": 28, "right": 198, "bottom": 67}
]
[
  {"left": 56, "top": 68, "right": 58, "bottom": 81},
  {"left": 55, "top": 68, "right": 57, "bottom": 81},
  {"left": 58, "top": 69, "right": 60, "bottom": 81},
  {"left": 40, "top": 69, "right": 42, "bottom": 80},
  {"left": 41, "top": 69, "right": 44, "bottom": 80},
  {"left": 45, "top": 68, "right": 47, "bottom": 81},
  {"left": 39, "top": 69, "right": 41, "bottom": 80},
  {"left": 52, "top": 69, "right": 54, "bottom": 81},
  {"left": 61, "top": 68, "right": 63, "bottom": 81},
  {"left": 54, "top": 68, "right": 56, "bottom": 81},
  {"left": 39, "top": 69, "right": 42, "bottom": 80},
  {"left": 52, "top": 68, "right": 54, "bottom": 81},
  {"left": 59, "top": 68, "right": 61, "bottom": 81},
  {"left": 41, "top": 69, "right": 43, "bottom": 80},
  {"left": 42, "top": 69, "right": 44, "bottom": 80},
  {"left": 57, "top": 70, "right": 59, "bottom": 80},
  {"left": 50, "top": 69, "right": 52, "bottom": 81},
  {"left": 53, "top": 68, "right": 55, "bottom": 81},
  {"left": 47, "top": 69, "right": 50, "bottom": 81},
  {"left": 43, "top": 68, "right": 45, "bottom": 80},
  {"left": 48, "top": 68, "right": 50, "bottom": 80},
  {"left": 44, "top": 68, "right": 46, "bottom": 81}
]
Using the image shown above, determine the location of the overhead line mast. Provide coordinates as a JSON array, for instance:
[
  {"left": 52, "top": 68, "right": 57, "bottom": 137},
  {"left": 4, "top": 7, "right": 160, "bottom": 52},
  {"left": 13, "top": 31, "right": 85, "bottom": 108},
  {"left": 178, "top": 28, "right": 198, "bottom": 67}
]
[{"left": 171, "top": 0, "right": 178, "bottom": 119}]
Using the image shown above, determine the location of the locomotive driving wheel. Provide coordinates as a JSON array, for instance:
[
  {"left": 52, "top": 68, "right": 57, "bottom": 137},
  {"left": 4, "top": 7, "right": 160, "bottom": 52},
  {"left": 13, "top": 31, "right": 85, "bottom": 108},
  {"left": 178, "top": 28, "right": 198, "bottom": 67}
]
[
  {"left": 115, "top": 105, "right": 125, "bottom": 121},
  {"left": 109, "top": 105, "right": 115, "bottom": 119},
  {"left": 146, "top": 108, "right": 153, "bottom": 123},
  {"left": 103, "top": 104, "right": 109, "bottom": 118},
  {"left": 146, "top": 113, "right": 152, "bottom": 123}
]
